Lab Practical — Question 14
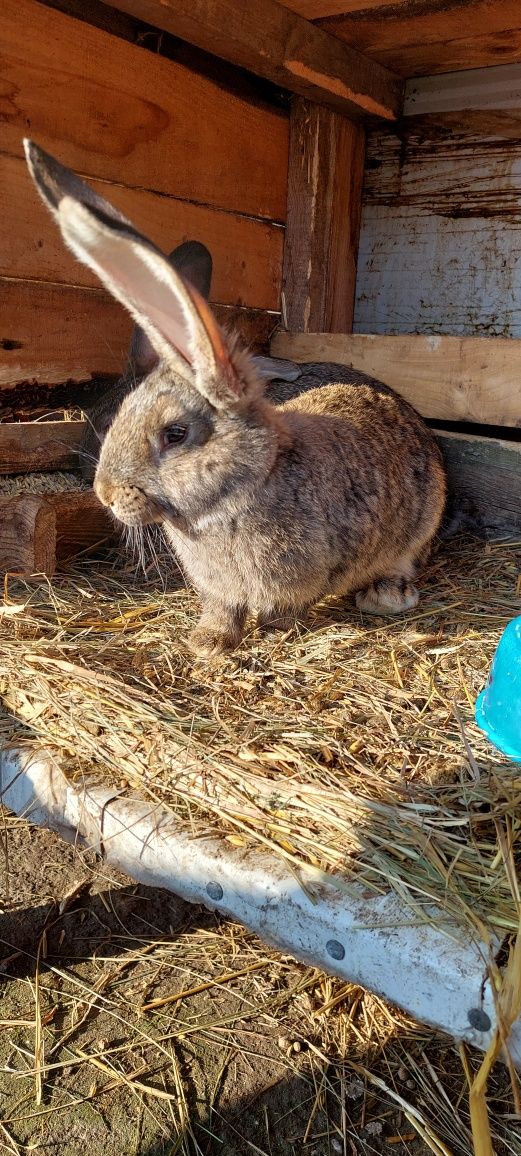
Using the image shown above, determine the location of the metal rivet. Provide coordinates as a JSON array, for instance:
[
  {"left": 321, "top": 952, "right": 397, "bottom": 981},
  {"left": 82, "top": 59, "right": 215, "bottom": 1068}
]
[
  {"left": 326, "top": 939, "right": 345, "bottom": 961},
  {"left": 467, "top": 1008, "right": 492, "bottom": 1032},
  {"left": 206, "top": 881, "right": 223, "bottom": 901}
]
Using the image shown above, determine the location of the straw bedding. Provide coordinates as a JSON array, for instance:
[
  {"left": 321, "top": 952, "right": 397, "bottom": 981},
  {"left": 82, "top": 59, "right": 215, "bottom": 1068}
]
[{"left": 0, "top": 532, "right": 520, "bottom": 946}]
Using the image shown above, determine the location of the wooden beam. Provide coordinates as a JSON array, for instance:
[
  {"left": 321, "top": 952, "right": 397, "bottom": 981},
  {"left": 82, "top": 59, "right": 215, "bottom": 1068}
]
[
  {"left": 0, "top": 421, "right": 85, "bottom": 474},
  {"left": 0, "top": 490, "right": 116, "bottom": 575},
  {"left": 51, "top": 492, "right": 116, "bottom": 562},
  {"left": 0, "top": 496, "right": 56, "bottom": 575},
  {"left": 319, "top": 0, "right": 521, "bottom": 79},
  {"left": 282, "top": 99, "right": 365, "bottom": 332},
  {"left": 435, "top": 430, "right": 521, "bottom": 535},
  {"left": 4, "top": 154, "right": 284, "bottom": 311},
  {"left": 101, "top": 0, "right": 403, "bottom": 120},
  {"left": 270, "top": 331, "right": 521, "bottom": 427},
  {"left": 282, "top": 1, "right": 363, "bottom": 16},
  {"left": 2, "top": 0, "right": 288, "bottom": 221},
  {"left": 0, "top": 280, "right": 276, "bottom": 391}
]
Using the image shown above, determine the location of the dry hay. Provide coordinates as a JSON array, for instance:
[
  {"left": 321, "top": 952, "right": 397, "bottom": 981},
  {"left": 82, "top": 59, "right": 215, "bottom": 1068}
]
[
  {"left": 0, "top": 472, "right": 88, "bottom": 496},
  {"left": 1, "top": 535, "right": 520, "bottom": 939},
  {"left": 0, "top": 533, "right": 520, "bottom": 1153}
]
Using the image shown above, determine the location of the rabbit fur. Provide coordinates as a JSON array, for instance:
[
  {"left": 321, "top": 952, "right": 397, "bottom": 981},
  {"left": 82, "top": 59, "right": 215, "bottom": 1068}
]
[{"left": 25, "top": 139, "right": 446, "bottom": 657}]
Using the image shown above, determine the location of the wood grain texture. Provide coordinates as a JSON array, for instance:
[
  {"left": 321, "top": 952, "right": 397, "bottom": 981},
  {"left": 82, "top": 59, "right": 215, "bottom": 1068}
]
[
  {"left": 50, "top": 491, "right": 116, "bottom": 561},
  {"left": 0, "top": 280, "right": 277, "bottom": 390},
  {"left": 282, "top": 99, "right": 365, "bottom": 332},
  {"left": 0, "top": 421, "right": 85, "bottom": 474},
  {"left": 270, "top": 331, "right": 521, "bottom": 426},
  {"left": 354, "top": 65, "right": 521, "bottom": 338},
  {"left": 100, "top": 0, "right": 403, "bottom": 120},
  {"left": 2, "top": 0, "right": 288, "bottom": 220},
  {"left": 319, "top": 0, "right": 521, "bottom": 77},
  {"left": 0, "top": 496, "right": 56, "bottom": 575},
  {"left": 435, "top": 430, "right": 521, "bottom": 534},
  {"left": 281, "top": 1, "right": 371, "bottom": 15},
  {"left": 1, "top": 155, "right": 283, "bottom": 312}
]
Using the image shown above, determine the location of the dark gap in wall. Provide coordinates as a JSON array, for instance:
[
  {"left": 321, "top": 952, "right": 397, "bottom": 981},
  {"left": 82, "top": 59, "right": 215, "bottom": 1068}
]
[
  {"left": 428, "top": 419, "right": 521, "bottom": 443},
  {"left": 0, "top": 376, "right": 120, "bottom": 422},
  {"left": 40, "top": 0, "right": 291, "bottom": 114}
]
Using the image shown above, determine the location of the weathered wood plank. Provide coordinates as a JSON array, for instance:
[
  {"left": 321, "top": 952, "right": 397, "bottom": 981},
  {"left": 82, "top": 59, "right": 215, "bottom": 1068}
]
[
  {"left": 282, "top": 99, "right": 365, "bottom": 332},
  {"left": 2, "top": 155, "right": 283, "bottom": 312},
  {"left": 320, "top": 1, "right": 521, "bottom": 78},
  {"left": 101, "top": 0, "right": 403, "bottom": 120},
  {"left": 270, "top": 331, "right": 521, "bottom": 427},
  {"left": 51, "top": 491, "right": 116, "bottom": 561},
  {"left": 281, "top": 1, "right": 363, "bottom": 15},
  {"left": 354, "top": 64, "right": 521, "bottom": 338},
  {"left": 0, "top": 497, "right": 56, "bottom": 575},
  {"left": 0, "top": 422, "right": 86, "bottom": 475},
  {"left": 2, "top": 0, "right": 288, "bottom": 220},
  {"left": 435, "top": 430, "right": 521, "bottom": 535},
  {"left": 404, "top": 62, "right": 521, "bottom": 117},
  {"left": 0, "top": 281, "right": 131, "bottom": 388},
  {"left": 0, "top": 281, "right": 276, "bottom": 390}
]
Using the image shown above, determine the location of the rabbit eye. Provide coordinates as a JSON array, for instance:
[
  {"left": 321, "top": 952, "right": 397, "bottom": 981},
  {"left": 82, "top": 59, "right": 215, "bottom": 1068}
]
[{"left": 160, "top": 424, "right": 187, "bottom": 450}]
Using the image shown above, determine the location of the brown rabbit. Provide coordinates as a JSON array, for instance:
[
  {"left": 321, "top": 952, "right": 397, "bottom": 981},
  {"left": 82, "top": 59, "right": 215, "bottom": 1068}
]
[{"left": 25, "top": 140, "right": 446, "bottom": 657}]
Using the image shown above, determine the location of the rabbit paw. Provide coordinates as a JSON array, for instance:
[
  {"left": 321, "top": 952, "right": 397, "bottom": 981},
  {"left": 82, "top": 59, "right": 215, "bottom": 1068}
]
[
  {"left": 188, "top": 605, "right": 246, "bottom": 657},
  {"left": 188, "top": 625, "right": 240, "bottom": 657},
  {"left": 257, "top": 609, "right": 294, "bottom": 636},
  {"left": 355, "top": 577, "right": 419, "bottom": 615}
]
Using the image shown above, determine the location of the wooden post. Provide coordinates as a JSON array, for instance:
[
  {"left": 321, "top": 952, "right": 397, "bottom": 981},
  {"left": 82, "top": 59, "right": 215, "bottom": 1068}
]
[
  {"left": 282, "top": 98, "right": 365, "bottom": 334},
  {"left": 0, "top": 496, "right": 56, "bottom": 576}
]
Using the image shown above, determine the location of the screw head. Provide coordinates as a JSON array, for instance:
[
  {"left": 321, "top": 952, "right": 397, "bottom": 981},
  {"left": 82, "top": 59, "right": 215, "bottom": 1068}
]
[
  {"left": 326, "top": 939, "right": 345, "bottom": 961},
  {"left": 206, "top": 881, "right": 223, "bottom": 902},
  {"left": 467, "top": 1008, "right": 492, "bottom": 1032}
]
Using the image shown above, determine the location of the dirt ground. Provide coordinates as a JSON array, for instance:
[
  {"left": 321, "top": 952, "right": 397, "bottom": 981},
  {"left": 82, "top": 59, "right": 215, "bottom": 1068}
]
[
  {"left": 1, "top": 812, "right": 489, "bottom": 1156},
  {"left": 2, "top": 815, "right": 518, "bottom": 1156}
]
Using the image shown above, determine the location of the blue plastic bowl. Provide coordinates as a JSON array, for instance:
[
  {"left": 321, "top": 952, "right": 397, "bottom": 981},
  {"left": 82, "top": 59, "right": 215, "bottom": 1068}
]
[{"left": 475, "top": 615, "right": 521, "bottom": 762}]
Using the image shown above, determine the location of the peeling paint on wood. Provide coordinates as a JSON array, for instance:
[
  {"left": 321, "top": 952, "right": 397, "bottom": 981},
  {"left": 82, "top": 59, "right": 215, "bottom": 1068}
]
[{"left": 354, "top": 63, "right": 521, "bottom": 337}]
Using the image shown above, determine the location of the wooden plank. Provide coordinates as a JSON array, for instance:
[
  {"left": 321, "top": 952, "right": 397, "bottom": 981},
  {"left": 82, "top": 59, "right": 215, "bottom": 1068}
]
[
  {"left": 282, "top": 99, "right": 365, "bottom": 332},
  {"left": 0, "top": 280, "right": 276, "bottom": 390},
  {"left": 354, "top": 65, "right": 521, "bottom": 338},
  {"left": 50, "top": 492, "right": 116, "bottom": 562},
  {"left": 1, "top": 0, "right": 288, "bottom": 221},
  {"left": 404, "top": 62, "right": 521, "bottom": 117},
  {"left": 270, "top": 331, "right": 521, "bottom": 426},
  {"left": 319, "top": 1, "right": 521, "bottom": 78},
  {"left": 101, "top": 0, "right": 403, "bottom": 120},
  {"left": 282, "top": 2, "right": 367, "bottom": 15},
  {"left": 0, "top": 421, "right": 86, "bottom": 474},
  {"left": 435, "top": 430, "right": 521, "bottom": 535},
  {"left": 0, "top": 281, "right": 131, "bottom": 387},
  {"left": 1, "top": 155, "right": 283, "bottom": 312},
  {"left": 0, "top": 497, "right": 56, "bottom": 575}
]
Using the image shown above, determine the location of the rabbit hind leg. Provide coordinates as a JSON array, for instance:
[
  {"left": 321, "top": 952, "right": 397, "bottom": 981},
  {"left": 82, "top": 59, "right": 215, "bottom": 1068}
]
[{"left": 355, "top": 555, "right": 419, "bottom": 615}]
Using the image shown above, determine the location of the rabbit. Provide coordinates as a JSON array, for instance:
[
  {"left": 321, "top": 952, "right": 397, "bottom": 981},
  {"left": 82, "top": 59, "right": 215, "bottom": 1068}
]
[
  {"left": 80, "top": 240, "right": 214, "bottom": 480},
  {"left": 25, "top": 139, "right": 447, "bottom": 657}
]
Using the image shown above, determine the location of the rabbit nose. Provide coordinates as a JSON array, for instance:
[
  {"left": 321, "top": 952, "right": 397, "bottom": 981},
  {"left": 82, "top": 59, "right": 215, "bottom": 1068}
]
[{"left": 93, "top": 469, "right": 113, "bottom": 508}]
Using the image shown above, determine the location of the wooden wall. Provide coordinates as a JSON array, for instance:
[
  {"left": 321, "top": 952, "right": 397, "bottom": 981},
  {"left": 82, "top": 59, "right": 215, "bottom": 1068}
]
[
  {"left": 353, "top": 63, "right": 521, "bottom": 339},
  {"left": 0, "top": 0, "right": 288, "bottom": 409}
]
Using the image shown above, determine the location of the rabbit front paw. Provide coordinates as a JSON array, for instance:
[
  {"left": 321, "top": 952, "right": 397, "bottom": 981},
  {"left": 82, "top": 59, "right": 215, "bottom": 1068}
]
[{"left": 188, "top": 604, "right": 247, "bottom": 658}]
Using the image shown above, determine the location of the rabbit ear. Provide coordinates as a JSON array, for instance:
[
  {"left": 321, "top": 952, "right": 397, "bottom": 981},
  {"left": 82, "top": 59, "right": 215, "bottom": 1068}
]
[
  {"left": 251, "top": 356, "right": 301, "bottom": 383},
  {"left": 129, "top": 242, "right": 213, "bottom": 376},
  {"left": 25, "top": 140, "right": 244, "bottom": 409},
  {"left": 170, "top": 241, "right": 213, "bottom": 300}
]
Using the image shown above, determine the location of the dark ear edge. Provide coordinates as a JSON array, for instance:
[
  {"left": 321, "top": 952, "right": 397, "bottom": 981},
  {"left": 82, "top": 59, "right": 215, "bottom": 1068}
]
[
  {"left": 24, "top": 139, "right": 132, "bottom": 229},
  {"left": 129, "top": 241, "right": 213, "bottom": 375}
]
